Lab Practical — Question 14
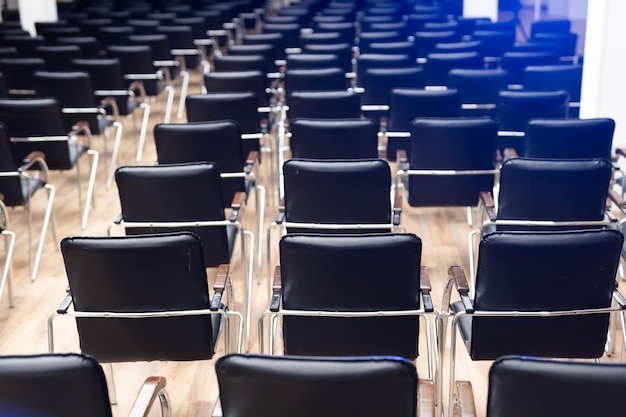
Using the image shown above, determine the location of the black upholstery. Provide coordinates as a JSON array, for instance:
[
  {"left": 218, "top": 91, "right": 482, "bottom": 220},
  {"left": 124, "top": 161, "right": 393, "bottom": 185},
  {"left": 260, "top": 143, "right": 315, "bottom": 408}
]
[
  {"left": 0, "top": 353, "right": 112, "bottom": 417},
  {"left": 448, "top": 68, "right": 508, "bottom": 117},
  {"left": 61, "top": 232, "right": 221, "bottom": 362},
  {"left": 105, "top": 45, "right": 164, "bottom": 97},
  {"left": 280, "top": 233, "right": 422, "bottom": 358},
  {"left": 284, "top": 68, "right": 348, "bottom": 99},
  {"left": 497, "top": 158, "right": 612, "bottom": 223},
  {"left": 301, "top": 43, "right": 353, "bottom": 73},
  {"left": 35, "top": 45, "right": 81, "bottom": 72},
  {"left": 356, "top": 54, "right": 415, "bottom": 87},
  {"left": 263, "top": 23, "right": 301, "bottom": 49},
  {"left": 362, "top": 67, "right": 426, "bottom": 109},
  {"left": 424, "top": 52, "right": 483, "bottom": 86},
  {"left": 406, "top": 118, "right": 498, "bottom": 207},
  {"left": 216, "top": 354, "right": 418, "bottom": 417},
  {"left": 289, "top": 118, "right": 379, "bottom": 159},
  {"left": 464, "top": 229, "right": 623, "bottom": 360},
  {"left": 115, "top": 162, "right": 236, "bottom": 267},
  {"left": 524, "top": 64, "right": 582, "bottom": 116},
  {"left": 242, "top": 33, "right": 285, "bottom": 61},
  {"left": 486, "top": 356, "right": 626, "bottom": 417},
  {"left": 366, "top": 41, "right": 417, "bottom": 60},
  {"left": 283, "top": 159, "right": 392, "bottom": 233},
  {"left": 500, "top": 51, "right": 559, "bottom": 85},
  {"left": 203, "top": 70, "right": 268, "bottom": 107},
  {"left": 213, "top": 55, "right": 268, "bottom": 73},
  {"left": 387, "top": 88, "right": 461, "bottom": 159},
  {"left": 0, "top": 57, "right": 45, "bottom": 97},
  {"left": 285, "top": 53, "right": 341, "bottom": 70},
  {"left": 55, "top": 36, "right": 102, "bottom": 58},
  {"left": 524, "top": 118, "right": 614, "bottom": 160},
  {"left": 0, "top": 121, "right": 41, "bottom": 207},
  {"left": 154, "top": 120, "right": 246, "bottom": 207},
  {"left": 288, "top": 90, "right": 361, "bottom": 120}
]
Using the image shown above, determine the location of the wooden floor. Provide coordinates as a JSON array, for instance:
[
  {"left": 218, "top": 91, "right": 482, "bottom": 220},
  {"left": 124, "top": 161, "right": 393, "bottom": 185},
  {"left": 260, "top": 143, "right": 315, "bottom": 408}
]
[{"left": 0, "top": 6, "right": 620, "bottom": 417}]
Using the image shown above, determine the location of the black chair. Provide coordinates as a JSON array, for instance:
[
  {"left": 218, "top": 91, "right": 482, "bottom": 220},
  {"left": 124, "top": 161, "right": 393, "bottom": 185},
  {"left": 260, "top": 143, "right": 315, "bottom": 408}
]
[
  {"left": 441, "top": 229, "right": 625, "bottom": 415},
  {"left": 289, "top": 118, "right": 380, "bottom": 159},
  {"left": 49, "top": 232, "right": 243, "bottom": 399},
  {"left": 261, "top": 233, "right": 433, "bottom": 371},
  {"left": 33, "top": 71, "right": 124, "bottom": 188},
  {"left": 0, "top": 196, "right": 14, "bottom": 305},
  {"left": 202, "top": 70, "right": 271, "bottom": 108},
  {"left": 268, "top": 158, "right": 403, "bottom": 276},
  {"left": 500, "top": 51, "right": 560, "bottom": 86},
  {"left": 0, "top": 353, "right": 170, "bottom": 416},
  {"left": 70, "top": 58, "right": 151, "bottom": 165},
  {"left": 0, "top": 98, "right": 99, "bottom": 229},
  {"left": 34, "top": 45, "right": 82, "bottom": 72},
  {"left": 106, "top": 45, "right": 175, "bottom": 140},
  {"left": 96, "top": 25, "right": 135, "bottom": 48},
  {"left": 301, "top": 43, "right": 353, "bottom": 73},
  {"left": 284, "top": 53, "right": 342, "bottom": 70},
  {"left": 54, "top": 36, "right": 102, "bottom": 58},
  {"left": 0, "top": 122, "right": 54, "bottom": 282},
  {"left": 287, "top": 90, "right": 362, "bottom": 120},
  {"left": 414, "top": 31, "right": 459, "bottom": 58},
  {"left": 0, "top": 57, "right": 46, "bottom": 97},
  {"left": 455, "top": 355, "right": 626, "bottom": 417},
  {"left": 213, "top": 54, "right": 269, "bottom": 73},
  {"left": 361, "top": 67, "right": 427, "bottom": 119},
  {"left": 214, "top": 354, "right": 434, "bottom": 417},
  {"left": 356, "top": 54, "right": 415, "bottom": 88},
  {"left": 448, "top": 68, "right": 508, "bottom": 117},
  {"left": 497, "top": 90, "right": 569, "bottom": 155},
  {"left": 523, "top": 118, "right": 615, "bottom": 160},
  {"left": 524, "top": 64, "right": 582, "bottom": 116},
  {"left": 387, "top": 88, "right": 461, "bottom": 160},
  {"left": 110, "top": 162, "right": 254, "bottom": 346},
  {"left": 424, "top": 52, "right": 484, "bottom": 86},
  {"left": 470, "top": 157, "right": 616, "bottom": 282},
  {"left": 396, "top": 118, "right": 498, "bottom": 224}
]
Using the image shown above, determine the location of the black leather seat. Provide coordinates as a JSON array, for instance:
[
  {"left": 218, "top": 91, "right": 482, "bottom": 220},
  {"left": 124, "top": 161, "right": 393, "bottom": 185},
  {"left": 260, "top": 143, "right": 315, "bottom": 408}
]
[
  {"left": 287, "top": 90, "right": 362, "bottom": 120},
  {"left": 453, "top": 355, "right": 626, "bottom": 417},
  {"left": 215, "top": 354, "right": 434, "bottom": 417},
  {"left": 0, "top": 353, "right": 170, "bottom": 417}
]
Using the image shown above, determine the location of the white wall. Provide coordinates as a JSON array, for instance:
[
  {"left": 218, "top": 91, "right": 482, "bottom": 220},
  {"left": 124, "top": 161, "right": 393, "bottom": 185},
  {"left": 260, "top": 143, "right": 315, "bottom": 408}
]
[
  {"left": 17, "top": 0, "right": 58, "bottom": 34},
  {"left": 463, "top": 0, "right": 498, "bottom": 22}
]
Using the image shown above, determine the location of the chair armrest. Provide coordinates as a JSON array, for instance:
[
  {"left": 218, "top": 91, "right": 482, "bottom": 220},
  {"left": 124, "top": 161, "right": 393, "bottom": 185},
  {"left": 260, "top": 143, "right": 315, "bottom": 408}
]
[
  {"left": 479, "top": 191, "right": 497, "bottom": 221},
  {"left": 276, "top": 198, "right": 285, "bottom": 224},
  {"left": 56, "top": 293, "right": 73, "bottom": 314},
  {"left": 420, "top": 266, "right": 434, "bottom": 312},
  {"left": 502, "top": 147, "right": 518, "bottom": 160},
  {"left": 613, "top": 285, "right": 626, "bottom": 309},
  {"left": 127, "top": 376, "right": 168, "bottom": 417},
  {"left": 100, "top": 96, "right": 121, "bottom": 119},
  {"left": 418, "top": 379, "right": 435, "bottom": 417},
  {"left": 616, "top": 148, "right": 626, "bottom": 159},
  {"left": 245, "top": 151, "right": 259, "bottom": 174},
  {"left": 270, "top": 266, "right": 281, "bottom": 312},
  {"left": 453, "top": 380, "right": 477, "bottom": 417},
  {"left": 397, "top": 149, "right": 409, "bottom": 171},
  {"left": 393, "top": 194, "right": 403, "bottom": 226},
  {"left": 20, "top": 151, "right": 46, "bottom": 168},
  {"left": 229, "top": 192, "right": 246, "bottom": 222},
  {"left": 448, "top": 266, "right": 474, "bottom": 313},
  {"left": 211, "top": 264, "right": 229, "bottom": 311}
]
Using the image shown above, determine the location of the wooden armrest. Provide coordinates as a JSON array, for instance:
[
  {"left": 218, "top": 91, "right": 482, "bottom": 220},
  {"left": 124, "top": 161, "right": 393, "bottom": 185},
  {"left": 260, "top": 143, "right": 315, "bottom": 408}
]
[
  {"left": 22, "top": 151, "right": 46, "bottom": 165},
  {"left": 608, "top": 189, "right": 626, "bottom": 208},
  {"left": 393, "top": 194, "right": 403, "bottom": 226},
  {"left": 418, "top": 379, "right": 435, "bottom": 417},
  {"left": 397, "top": 149, "right": 409, "bottom": 171},
  {"left": 211, "top": 264, "right": 230, "bottom": 311},
  {"left": 245, "top": 151, "right": 259, "bottom": 174},
  {"left": 453, "top": 381, "right": 477, "bottom": 417},
  {"left": 270, "top": 265, "right": 281, "bottom": 312},
  {"left": 276, "top": 198, "right": 285, "bottom": 223},
  {"left": 479, "top": 191, "right": 497, "bottom": 221},
  {"left": 420, "top": 266, "right": 434, "bottom": 312},
  {"left": 127, "top": 376, "right": 168, "bottom": 417},
  {"left": 449, "top": 266, "right": 473, "bottom": 313},
  {"left": 229, "top": 192, "right": 246, "bottom": 222},
  {"left": 502, "top": 147, "right": 518, "bottom": 160}
]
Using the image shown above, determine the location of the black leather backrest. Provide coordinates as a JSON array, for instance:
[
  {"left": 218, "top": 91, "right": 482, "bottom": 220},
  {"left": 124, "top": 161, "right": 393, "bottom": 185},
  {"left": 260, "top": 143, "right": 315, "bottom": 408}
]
[
  {"left": 425, "top": 52, "right": 484, "bottom": 85},
  {"left": 154, "top": 121, "right": 245, "bottom": 206},
  {"left": 242, "top": 33, "right": 285, "bottom": 60},
  {"left": 61, "top": 232, "right": 216, "bottom": 362},
  {"left": 487, "top": 356, "right": 626, "bottom": 417},
  {"left": 363, "top": 67, "right": 426, "bottom": 105},
  {"left": 70, "top": 58, "right": 125, "bottom": 90},
  {"left": 356, "top": 54, "right": 414, "bottom": 87},
  {"left": 213, "top": 55, "right": 268, "bottom": 73},
  {"left": 524, "top": 118, "right": 614, "bottom": 160},
  {"left": 283, "top": 158, "right": 391, "bottom": 226},
  {"left": 497, "top": 158, "right": 611, "bottom": 221},
  {"left": 0, "top": 353, "right": 112, "bottom": 417},
  {"left": 408, "top": 117, "right": 497, "bottom": 207},
  {"left": 448, "top": 68, "right": 508, "bottom": 104},
  {"left": 524, "top": 65, "right": 582, "bottom": 101},
  {"left": 279, "top": 233, "right": 422, "bottom": 357},
  {"left": 471, "top": 229, "right": 623, "bottom": 359},
  {"left": 286, "top": 53, "right": 341, "bottom": 70},
  {"left": 106, "top": 45, "right": 155, "bottom": 74},
  {"left": 388, "top": 88, "right": 461, "bottom": 132},
  {"left": 185, "top": 92, "right": 260, "bottom": 134},
  {"left": 203, "top": 70, "right": 267, "bottom": 106},
  {"left": 0, "top": 121, "right": 25, "bottom": 206},
  {"left": 497, "top": 90, "right": 569, "bottom": 132},
  {"left": 288, "top": 90, "right": 362, "bottom": 120},
  {"left": 290, "top": 118, "right": 379, "bottom": 159},
  {"left": 33, "top": 71, "right": 95, "bottom": 108},
  {"left": 284, "top": 67, "right": 347, "bottom": 96},
  {"left": 216, "top": 354, "right": 417, "bottom": 417},
  {"left": 115, "top": 162, "right": 230, "bottom": 266}
]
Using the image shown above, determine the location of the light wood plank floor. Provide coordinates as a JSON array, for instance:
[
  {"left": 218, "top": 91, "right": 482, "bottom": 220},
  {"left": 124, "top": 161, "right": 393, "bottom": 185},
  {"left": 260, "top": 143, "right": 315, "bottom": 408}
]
[{"left": 2, "top": 27, "right": 624, "bottom": 417}]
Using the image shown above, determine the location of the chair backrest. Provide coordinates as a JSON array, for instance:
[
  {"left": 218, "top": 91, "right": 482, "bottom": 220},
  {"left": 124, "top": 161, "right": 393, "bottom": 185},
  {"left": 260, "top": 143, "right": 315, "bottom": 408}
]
[
  {"left": 216, "top": 354, "right": 418, "bottom": 417},
  {"left": 284, "top": 67, "right": 347, "bottom": 98},
  {"left": 415, "top": 30, "right": 459, "bottom": 57},
  {"left": 283, "top": 158, "right": 392, "bottom": 232},
  {"left": 486, "top": 356, "right": 626, "bottom": 417},
  {"left": 61, "top": 232, "right": 218, "bottom": 362},
  {"left": 472, "top": 229, "right": 623, "bottom": 360},
  {"left": 280, "top": 233, "right": 422, "bottom": 358},
  {"left": 0, "top": 121, "right": 26, "bottom": 206},
  {"left": 524, "top": 118, "right": 614, "bottom": 160},
  {"left": 35, "top": 45, "right": 81, "bottom": 71},
  {"left": 213, "top": 55, "right": 269, "bottom": 73},
  {"left": 424, "top": 51, "right": 484, "bottom": 86},
  {"left": 363, "top": 67, "right": 426, "bottom": 106},
  {"left": 497, "top": 157, "right": 611, "bottom": 222},
  {"left": 288, "top": 90, "right": 362, "bottom": 120},
  {"left": 408, "top": 117, "right": 497, "bottom": 207},
  {"left": 500, "top": 51, "right": 560, "bottom": 85},
  {"left": 289, "top": 118, "right": 379, "bottom": 159},
  {"left": 0, "top": 353, "right": 112, "bottom": 417},
  {"left": 301, "top": 43, "right": 353, "bottom": 73},
  {"left": 154, "top": 120, "right": 245, "bottom": 206},
  {"left": 356, "top": 54, "right": 415, "bottom": 87},
  {"left": 0, "top": 57, "right": 46, "bottom": 94},
  {"left": 55, "top": 36, "right": 102, "bottom": 58},
  {"left": 524, "top": 64, "right": 582, "bottom": 102},
  {"left": 203, "top": 70, "right": 268, "bottom": 107},
  {"left": 0, "top": 98, "right": 74, "bottom": 170},
  {"left": 448, "top": 68, "right": 508, "bottom": 111},
  {"left": 471, "top": 30, "right": 516, "bottom": 57},
  {"left": 286, "top": 53, "right": 341, "bottom": 70},
  {"left": 242, "top": 33, "right": 285, "bottom": 61}
]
